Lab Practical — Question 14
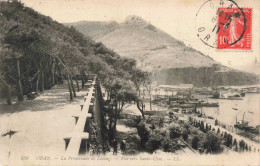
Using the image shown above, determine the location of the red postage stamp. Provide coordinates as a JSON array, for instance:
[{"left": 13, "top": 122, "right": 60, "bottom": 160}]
[{"left": 217, "top": 8, "right": 252, "bottom": 50}]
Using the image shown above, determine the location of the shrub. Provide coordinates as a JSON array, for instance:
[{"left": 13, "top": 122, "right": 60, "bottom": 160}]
[
  {"left": 134, "top": 116, "right": 141, "bottom": 124},
  {"left": 146, "top": 117, "right": 152, "bottom": 124},
  {"left": 190, "top": 127, "right": 199, "bottom": 135},
  {"left": 169, "top": 126, "right": 181, "bottom": 139},
  {"left": 183, "top": 123, "right": 190, "bottom": 133},
  {"left": 162, "top": 138, "right": 180, "bottom": 152},
  {"left": 158, "top": 116, "right": 164, "bottom": 128},
  {"left": 146, "top": 135, "right": 161, "bottom": 152},
  {"left": 145, "top": 128, "right": 180, "bottom": 153},
  {"left": 188, "top": 116, "right": 192, "bottom": 123},
  {"left": 145, "top": 129, "right": 163, "bottom": 152},
  {"left": 150, "top": 122, "right": 156, "bottom": 130}
]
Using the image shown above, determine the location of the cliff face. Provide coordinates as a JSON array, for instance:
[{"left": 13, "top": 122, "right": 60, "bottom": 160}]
[{"left": 153, "top": 67, "right": 259, "bottom": 87}]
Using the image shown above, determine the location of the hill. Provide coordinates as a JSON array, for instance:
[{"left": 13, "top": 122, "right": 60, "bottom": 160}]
[
  {"left": 66, "top": 16, "right": 259, "bottom": 86},
  {"left": 65, "top": 21, "right": 119, "bottom": 39},
  {"left": 67, "top": 16, "right": 218, "bottom": 71}
]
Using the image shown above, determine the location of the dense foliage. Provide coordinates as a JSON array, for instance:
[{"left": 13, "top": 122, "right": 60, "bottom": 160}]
[
  {"left": 136, "top": 118, "right": 182, "bottom": 153},
  {"left": 0, "top": 1, "right": 148, "bottom": 107},
  {"left": 0, "top": 1, "right": 152, "bottom": 146}
]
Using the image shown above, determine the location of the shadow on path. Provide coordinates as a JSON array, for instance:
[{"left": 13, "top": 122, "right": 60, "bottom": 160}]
[{"left": 0, "top": 84, "right": 88, "bottom": 115}]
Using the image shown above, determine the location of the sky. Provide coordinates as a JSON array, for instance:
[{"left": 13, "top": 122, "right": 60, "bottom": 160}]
[{"left": 20, "top": 0, "right": 260, "bottom": 72}]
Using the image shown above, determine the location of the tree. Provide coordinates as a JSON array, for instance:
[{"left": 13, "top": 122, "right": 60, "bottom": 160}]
[
  {"left": 0, "top": 48, "right": 24, "bottom": 101},
  {"left": 1, "top": 22, "right": 55, "bottom": 102},
  {"left": 112, "top": 78, "right": 137, "bottom": 129},
  {"left": 0, "top": 82, "right": 12, "bottom": 104},
  {"left": 224, "top": 132, "right": 228, "bottom": 139},
  {"left": 233, "top": 138, "right": 238, "bottom": 151},
  {"left": 239, "top": 140, "right": 245, "bottom": 151},
  {"left": 56, "top": 58, "right": 74, "bottom": 101},
  {"left": 137, "top": 122, "right": 150, "bottom": 148},
  {"left": 144, "top": 72, "right": 153, "bottom": 111},
  {"left": 203, "top": 132, "right": 223, "bottom": 154},
  {"left": 215, "top": 119, "right": 218, "bottom": 126},
  {"left": 183, "top": 123, "right": 190, "bottom": 133},
  {"left": 225, "top": 134, "right": 232, "bottom": 148},
  {"left": 217, "top": 128, "right": 220, "bottom": 134},
  {"left": 205, "top": 123, "right": 209, "bottom": 132},
  {"left": 103, "top": 76, "right": 138, "bottom": 141},
  {"left": 192, "top": 136, "right": 200, "bottom": 150},
  {"left": 182, "top": 130, "right": 188, "bottom": 141},
  {"left": 0, "top": 72, "right": 12, "bottom": 105},
  {"left": 131, "top": 68, "right": 147, "bottom": 117},
  {"left": 200, "top": 121, "right": 205, "bottom": 132},
  {"left": 245, "top": 143, "right": 248, "bottom": 151}
]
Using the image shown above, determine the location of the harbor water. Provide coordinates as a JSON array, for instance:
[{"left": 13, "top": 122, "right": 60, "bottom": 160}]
[{"left": 201, "top": 93, "right": 260, "bottom": 127}]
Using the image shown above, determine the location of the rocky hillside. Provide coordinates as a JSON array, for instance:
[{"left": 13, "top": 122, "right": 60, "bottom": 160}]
[
  {"left": 67, "top": 16, "right": 218, "bottom": 71},
  {"left": 153, "top": 67, "right": 259, "bottom": 87},
  {"left": 67, "top": 16, "right": 259, "bottom": 86},
  {"left": 65, "top": 21, "right": 119, "bottom": 39}
]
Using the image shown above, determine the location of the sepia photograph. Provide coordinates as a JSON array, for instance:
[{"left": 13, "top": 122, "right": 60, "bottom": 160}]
[{"left": 0, "top": 0, "right": 259, "bottom": 165}]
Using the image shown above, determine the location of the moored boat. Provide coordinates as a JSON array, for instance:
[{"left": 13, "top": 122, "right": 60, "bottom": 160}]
[{"left": 234, "top": 112, "right": 259, "bottom": 134}]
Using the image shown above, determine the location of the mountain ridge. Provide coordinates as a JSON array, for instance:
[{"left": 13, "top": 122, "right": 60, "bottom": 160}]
[
  {"left": 64, "top": 20, "right": 119, "bottom": 40},
  {"left": 66, "top": 15, "right": 219, "bottom": 71},
  {"left": 66, "top": 16, "right": 259, "bottom": 86}
]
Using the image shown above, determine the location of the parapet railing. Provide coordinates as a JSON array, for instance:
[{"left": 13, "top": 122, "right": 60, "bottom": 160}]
[{"left": 64, "top": 76, "right": 97, "bottom": 155}]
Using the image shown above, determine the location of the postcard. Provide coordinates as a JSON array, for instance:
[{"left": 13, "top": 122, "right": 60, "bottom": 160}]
[{"left": 0, "top": 0, "right": 259, "bottom": 165}]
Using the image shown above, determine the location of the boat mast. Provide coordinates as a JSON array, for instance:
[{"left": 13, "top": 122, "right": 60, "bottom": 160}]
[{"left": 242, "top": 112, "right": 245, "bottom": 123}]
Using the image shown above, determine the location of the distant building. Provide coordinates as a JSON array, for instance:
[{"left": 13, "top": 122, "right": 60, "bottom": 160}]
[{"left": 158, "top": 84, "right": 193, "bottom": 90}]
